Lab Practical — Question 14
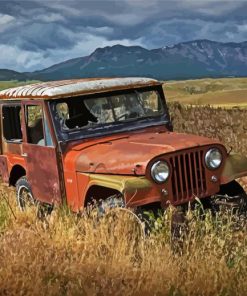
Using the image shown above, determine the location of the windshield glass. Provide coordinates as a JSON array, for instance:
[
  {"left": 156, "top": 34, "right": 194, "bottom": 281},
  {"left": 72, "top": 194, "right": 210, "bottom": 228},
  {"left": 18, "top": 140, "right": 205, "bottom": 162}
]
[{"left": 50, "top": 88, "right": 169, "bottom": 141}]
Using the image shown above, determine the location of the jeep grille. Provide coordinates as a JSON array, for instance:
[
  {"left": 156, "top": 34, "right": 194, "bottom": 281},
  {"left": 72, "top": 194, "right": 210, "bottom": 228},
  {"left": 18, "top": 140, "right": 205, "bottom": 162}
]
[{"left": 170, "top": 150, "right": 207, "bottom": 203}]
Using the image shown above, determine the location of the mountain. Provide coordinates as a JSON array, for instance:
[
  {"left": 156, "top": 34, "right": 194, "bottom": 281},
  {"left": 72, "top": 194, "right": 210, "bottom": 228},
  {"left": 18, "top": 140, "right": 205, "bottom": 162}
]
[
  {"left": 0, "top": 69, "right": 27, "bottom": 81},
  {"left": 1, "top": 40, "right": 247, "bottom": 81}
]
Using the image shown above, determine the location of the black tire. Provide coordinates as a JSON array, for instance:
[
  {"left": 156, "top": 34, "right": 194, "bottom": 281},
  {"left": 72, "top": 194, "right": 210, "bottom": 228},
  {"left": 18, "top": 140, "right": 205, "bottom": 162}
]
[
  {"left": 16, "top": 176, "right": 35, "bottom": 211},
  {"left": 16, "top": 177, "right": 53, "bottom": 219},
  {"left": 211, "top": 180, "right": 247, "bottom": 214},
  {"left": 219, "top": 180, "right": 245, "bottom": 196}
]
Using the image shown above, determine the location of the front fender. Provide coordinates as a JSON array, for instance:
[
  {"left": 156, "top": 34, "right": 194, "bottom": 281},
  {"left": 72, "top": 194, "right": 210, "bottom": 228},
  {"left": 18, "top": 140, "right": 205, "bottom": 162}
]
[
  {"left": 220, "top": 153, "right": 247, "bottom": 185},
  {"left": 85, "top": 173, "right": 152, "bottom": 193},
  {"left": 82, "top": 173, "right": 161, "bottom": 207}
]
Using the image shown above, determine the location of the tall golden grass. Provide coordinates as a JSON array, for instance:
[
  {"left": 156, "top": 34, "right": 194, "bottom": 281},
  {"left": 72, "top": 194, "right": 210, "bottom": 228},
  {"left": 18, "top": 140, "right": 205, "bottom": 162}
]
[
  {"left": 169, "top": 103, "right": 247, "bottom": 156},
  {"left": 0, "top": 188, "right": 247, "bottom": 295}
]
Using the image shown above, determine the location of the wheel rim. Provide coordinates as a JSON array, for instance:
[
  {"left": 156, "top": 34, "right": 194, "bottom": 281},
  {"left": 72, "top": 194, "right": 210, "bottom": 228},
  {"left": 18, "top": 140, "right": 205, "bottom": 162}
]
[{"left": 17, "top": 185, "right": 35, "bottom": 210}]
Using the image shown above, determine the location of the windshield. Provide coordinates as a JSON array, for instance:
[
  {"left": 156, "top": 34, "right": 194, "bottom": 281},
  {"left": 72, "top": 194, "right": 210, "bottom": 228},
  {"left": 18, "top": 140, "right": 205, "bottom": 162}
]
[{"left": 50, "top": 88, "right": 169, "bottom": 142}]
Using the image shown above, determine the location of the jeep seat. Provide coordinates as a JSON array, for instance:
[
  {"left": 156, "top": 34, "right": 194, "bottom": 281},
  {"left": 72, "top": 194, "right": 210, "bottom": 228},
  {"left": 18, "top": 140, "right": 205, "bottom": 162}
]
[{"left": 28, "top": 118, "right": 44, "bottom": 144}]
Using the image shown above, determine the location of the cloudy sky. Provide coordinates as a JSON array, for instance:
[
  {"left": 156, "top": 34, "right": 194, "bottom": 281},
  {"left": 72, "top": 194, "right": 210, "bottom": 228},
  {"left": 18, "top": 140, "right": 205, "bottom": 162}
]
[{"left": 0, "top": 0, "right": 247, "bottom": 72}]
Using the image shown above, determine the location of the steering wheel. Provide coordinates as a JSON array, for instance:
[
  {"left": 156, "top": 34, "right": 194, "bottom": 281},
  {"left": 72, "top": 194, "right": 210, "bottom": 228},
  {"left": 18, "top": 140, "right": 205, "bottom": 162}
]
[
  {"left": 115, "top": 112, "right": 139, "bottom": 121},
  {"left": 115, "top": 113, "right": 129, "bottom": 121}
]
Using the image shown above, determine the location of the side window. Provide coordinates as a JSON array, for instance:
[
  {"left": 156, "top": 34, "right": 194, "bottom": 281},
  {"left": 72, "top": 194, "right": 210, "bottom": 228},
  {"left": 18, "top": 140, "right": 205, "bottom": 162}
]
[
  {"left": 26, "top": 105, "right": 54, "bottom": 147},
  {"left": 2, "top": 105, "right": 22, "bottom": 142},
  {"left": 26, "top": 105, "right": 45, "bottom": 145}
]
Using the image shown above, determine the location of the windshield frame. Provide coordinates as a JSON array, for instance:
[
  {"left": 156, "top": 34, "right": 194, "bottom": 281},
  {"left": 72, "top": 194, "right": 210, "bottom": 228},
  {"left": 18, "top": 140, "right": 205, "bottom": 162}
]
[{"left": 48, "top": 85, "right": 171, "bottom": 143}]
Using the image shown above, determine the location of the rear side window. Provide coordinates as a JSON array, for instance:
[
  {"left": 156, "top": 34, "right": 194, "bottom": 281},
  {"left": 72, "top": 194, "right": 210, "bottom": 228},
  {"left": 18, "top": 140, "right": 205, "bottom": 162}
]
[
  {"left": 25, "top": 104, "right": 53, "bottom": 147},
  {"left": 2, "top": 105, "right": 22, "bottom": 142},
  {"left": 26, "top": 105, "right": 45, "bottom": 145}
]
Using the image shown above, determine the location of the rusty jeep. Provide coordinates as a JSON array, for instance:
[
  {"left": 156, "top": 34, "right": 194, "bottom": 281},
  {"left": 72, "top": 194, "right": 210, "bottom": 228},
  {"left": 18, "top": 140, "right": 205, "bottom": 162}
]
[{"left": 0, "top": 77, "right": 246, "bottom": 214}]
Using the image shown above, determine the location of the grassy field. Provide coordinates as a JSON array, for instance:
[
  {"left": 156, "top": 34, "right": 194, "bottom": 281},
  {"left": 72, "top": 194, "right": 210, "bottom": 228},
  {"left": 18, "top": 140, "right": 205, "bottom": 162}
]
[
  {"left": 0, "top": 78, "right": 247, "bottom": 295},
  {"left": 164, "top": 77, "right": 247, "bottom": 107},
  {"left": 0, "top": 80, "right": 40, "bottom": 91},
  {"left": 0, "top": 189, "right": 247, "bottom": 296}
]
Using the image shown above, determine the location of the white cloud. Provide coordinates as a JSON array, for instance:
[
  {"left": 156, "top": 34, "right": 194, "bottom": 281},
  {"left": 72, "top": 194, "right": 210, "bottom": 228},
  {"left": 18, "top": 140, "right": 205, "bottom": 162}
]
[
  {"left": 0, "top": 14, "right": 16, "bottom": 33},
  {"left": 0, "top": 14, "right": 15, "bottom": 26},
  {"left": 0, "top": 44, "right": 43, "bottom": 71},
  {"left": 0, "top": 32, "right": 145, "bottom": 72}
]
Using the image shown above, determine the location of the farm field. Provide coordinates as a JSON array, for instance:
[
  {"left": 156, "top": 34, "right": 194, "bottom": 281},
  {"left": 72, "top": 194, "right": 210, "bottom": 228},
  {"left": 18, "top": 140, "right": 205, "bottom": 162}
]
[
  {"left": 0, "top": 78, "right": 247, "bottom": 295},
  {"left": 0, "top": 80, "right": 40, "bottom": 91},
  {"left": 164, "top": 77, "right": 247, "bottom": 107}
]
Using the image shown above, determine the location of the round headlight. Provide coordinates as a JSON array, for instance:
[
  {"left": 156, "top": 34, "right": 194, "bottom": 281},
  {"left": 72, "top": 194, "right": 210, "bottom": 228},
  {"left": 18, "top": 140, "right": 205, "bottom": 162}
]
[
  {"left": 205, "top": 148, "right": 222, "bottom": 169},
  {"left": 151, "top": 161, "right": 170, "bottom": 183}
]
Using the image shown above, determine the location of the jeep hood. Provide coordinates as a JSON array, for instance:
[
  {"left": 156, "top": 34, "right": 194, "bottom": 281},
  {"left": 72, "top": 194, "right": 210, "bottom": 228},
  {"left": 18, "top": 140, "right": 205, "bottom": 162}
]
[{"left": 73, "top": 131, "right": 221, "bottom": 175}]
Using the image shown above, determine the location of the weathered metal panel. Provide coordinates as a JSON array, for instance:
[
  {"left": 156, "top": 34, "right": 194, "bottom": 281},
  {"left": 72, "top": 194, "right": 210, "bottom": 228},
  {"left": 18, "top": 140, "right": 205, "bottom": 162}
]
[
  {"left": 23, "top": 143, "right": 62, "bottom": 204},
  {"left": 0, "top": 156, "right": 9, "bottom": 183},
  {"left": 21, "top": 101, "right": 63, "bottom": 205},
  {"left": 2, "top": 142, "right": 22, "bottom": 155},
  {"left": 221, "top": 153, "right": 247, "bottom": 184},
  {"left": 74, "top": 130, "right": 223, "bottom": 175},
  {"left": 77, "top": 173, "right": 159, "bottom": 208},
  {"left": 170, "top": 150, "right": 207, "bottom": 203}
]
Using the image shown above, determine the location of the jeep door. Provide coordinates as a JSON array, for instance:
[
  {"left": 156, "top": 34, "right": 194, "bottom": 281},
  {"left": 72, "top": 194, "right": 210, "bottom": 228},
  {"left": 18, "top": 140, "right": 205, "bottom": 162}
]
[{"left": 22, "top": 101, "right": 63, "bottom": 205}]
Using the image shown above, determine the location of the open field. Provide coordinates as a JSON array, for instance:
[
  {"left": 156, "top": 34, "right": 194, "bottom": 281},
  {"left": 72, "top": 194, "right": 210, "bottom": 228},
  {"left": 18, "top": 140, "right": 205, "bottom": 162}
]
[
  {"left": 164, "top": 77, "right": 247, "bottom": 107},
  {"left": 0, "top": 80, "right": 40, "bottom": 91},
  {"left": 0, "top": 189, "right": 247, "bottom": 296}
]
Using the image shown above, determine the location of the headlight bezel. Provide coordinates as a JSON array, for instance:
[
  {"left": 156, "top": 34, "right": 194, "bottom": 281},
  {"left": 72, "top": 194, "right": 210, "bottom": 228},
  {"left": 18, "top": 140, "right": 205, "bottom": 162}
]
[
  {"left": 150, "top": 160, "right": 170, "bottom": 183},
  {"left": 205, "top": 148, "right": 223, "bottom": 170}
]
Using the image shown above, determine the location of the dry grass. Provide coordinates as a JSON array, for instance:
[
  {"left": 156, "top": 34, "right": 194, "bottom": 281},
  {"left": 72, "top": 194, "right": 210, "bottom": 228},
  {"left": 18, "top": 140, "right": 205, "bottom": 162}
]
[
  {"left": 164, "top": 77, "right": 247, "bottom": 107},
  {"left": 0, "top": 189, "right": 247, "bottom": 296},
  {"left": 168, "top": 103, "right": 247, "bottom": 156},
  {"left": 0, "top": 80, "right": 40, "bottom": 91}
]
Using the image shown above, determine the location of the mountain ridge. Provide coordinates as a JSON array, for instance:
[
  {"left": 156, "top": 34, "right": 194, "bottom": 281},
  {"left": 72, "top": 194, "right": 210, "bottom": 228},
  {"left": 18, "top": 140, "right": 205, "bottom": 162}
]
[{"left": 1, "top": 39, "right": 247, "bottom": 81}]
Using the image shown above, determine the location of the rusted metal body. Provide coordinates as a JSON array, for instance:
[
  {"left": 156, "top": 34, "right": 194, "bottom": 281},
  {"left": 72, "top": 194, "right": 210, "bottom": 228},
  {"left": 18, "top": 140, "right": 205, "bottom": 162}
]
[{"left": 0, "top": 77, "right": 246, "bottom": 211}]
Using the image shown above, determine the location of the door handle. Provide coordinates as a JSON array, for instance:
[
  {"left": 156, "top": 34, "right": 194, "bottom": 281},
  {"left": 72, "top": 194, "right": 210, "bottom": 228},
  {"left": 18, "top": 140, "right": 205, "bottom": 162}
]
[{"left": 21, "top": 153, "right": 28, "bottom": 157}]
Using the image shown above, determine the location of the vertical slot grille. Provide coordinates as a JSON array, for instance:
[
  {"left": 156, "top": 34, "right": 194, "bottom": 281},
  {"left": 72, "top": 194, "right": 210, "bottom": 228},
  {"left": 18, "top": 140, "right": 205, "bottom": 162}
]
[{"left": 170, "top": 150, "right": 206, "bottom": 202}]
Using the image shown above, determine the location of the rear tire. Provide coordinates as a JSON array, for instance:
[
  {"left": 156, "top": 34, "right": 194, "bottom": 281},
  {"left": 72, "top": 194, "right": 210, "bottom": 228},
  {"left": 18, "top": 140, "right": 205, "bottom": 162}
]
[{"left": 16, "top": 176, "right": 35, "bottom": 211}]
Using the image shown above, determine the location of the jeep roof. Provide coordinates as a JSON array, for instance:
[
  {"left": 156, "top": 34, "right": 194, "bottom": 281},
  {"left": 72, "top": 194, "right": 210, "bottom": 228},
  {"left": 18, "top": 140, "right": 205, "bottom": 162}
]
[{"left": 0, "top": 77, "right": 160, "bottom": 100}]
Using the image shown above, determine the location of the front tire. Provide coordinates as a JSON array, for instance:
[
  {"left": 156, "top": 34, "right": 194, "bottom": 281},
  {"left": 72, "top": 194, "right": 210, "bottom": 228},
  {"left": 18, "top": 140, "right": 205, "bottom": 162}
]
[{"left": 211, "top": 181, "right": 247, "bottom": 214}]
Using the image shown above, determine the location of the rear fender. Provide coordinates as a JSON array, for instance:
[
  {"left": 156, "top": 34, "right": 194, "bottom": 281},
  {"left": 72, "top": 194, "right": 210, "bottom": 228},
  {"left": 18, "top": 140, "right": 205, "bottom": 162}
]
[{"left": 220, "top": 153, "right": 247, "bottom": 185}]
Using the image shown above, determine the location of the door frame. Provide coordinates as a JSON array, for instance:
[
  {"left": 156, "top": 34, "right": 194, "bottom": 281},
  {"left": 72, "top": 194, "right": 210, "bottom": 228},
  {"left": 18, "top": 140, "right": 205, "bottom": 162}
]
[{"left": 21, "top": 100, "right": 66, "bottom": 205}]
